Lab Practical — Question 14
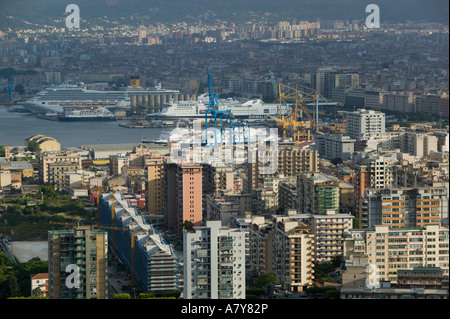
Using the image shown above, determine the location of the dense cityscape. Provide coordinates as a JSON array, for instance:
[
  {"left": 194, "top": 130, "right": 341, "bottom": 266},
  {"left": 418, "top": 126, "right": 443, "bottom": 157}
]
[{"left": 0, "top": 0, "right": 448, "bottom": 307}]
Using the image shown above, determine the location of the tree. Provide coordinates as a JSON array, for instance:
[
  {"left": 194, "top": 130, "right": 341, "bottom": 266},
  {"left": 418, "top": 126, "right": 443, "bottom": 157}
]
[
  {"left": 32, "top": 287, "right": 44, "bottom": 297},
  {"left": 0, "top": 145, "right": 5, "bottom": 157},
  {"left": 7, "top": 274, "right": 19, "bottom": 298},
  {"left": 162, "top": 290, "right": 181, "bottom": 299},
  {"left": 255, "top": 273, "right": 276, "bottom": 288},
  {"left": 26, "top": 141, "right": 40, "bottom": 153},
  {"left": 182, "top": 220, "right": 194, "bottom": 231}
]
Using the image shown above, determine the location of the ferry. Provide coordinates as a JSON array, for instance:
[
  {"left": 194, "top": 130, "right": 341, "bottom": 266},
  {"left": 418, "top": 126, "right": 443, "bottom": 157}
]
[
  {"left": 147, "top": 93, "right": 289, "bottom": 120},
  {"left": 58, "top": 106, "right": 116, "bottom": 121}
]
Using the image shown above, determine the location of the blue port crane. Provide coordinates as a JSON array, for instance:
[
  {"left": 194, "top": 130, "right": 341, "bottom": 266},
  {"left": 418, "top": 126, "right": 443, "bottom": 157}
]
[
  {"left": 204, "top": 67, "right": 234, "bottom": 147},
  {"left": 6, "top": 77, "right": 14, "bottom": 103},
  {"left": 203, "top": 67, "right": 252, "bottom": 147}
]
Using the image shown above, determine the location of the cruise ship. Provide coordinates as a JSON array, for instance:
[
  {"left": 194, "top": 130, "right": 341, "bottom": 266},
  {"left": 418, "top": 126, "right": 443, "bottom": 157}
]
[
  {"left": 147, "top": 93, "right": 289, "bottom": 120},
  {"left": 21, "top": 82, "right": 179, "bottom": 114}
]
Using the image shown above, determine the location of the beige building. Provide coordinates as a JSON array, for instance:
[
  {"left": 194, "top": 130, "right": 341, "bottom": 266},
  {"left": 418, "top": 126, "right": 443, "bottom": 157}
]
[
  {"left": 38, "top": 150, "right": 82, "bottom": 184},
  {"left": 0, "top": 170, "right": 12, "bottom": 188},
  {"left": 400, "top": 132, "right": 439, "bottom": 158},
  {"left": 109, "top": 154, "right": 129, "bottom": 176},
  {"left": 272, "top": 214, "right": 315, "bottom": 292},
  {"left": 146, "top": 161, "right": 164, "bottom": 216},
  {"left": 247, "top": 142, "right": 318, "bottom": 191},
  {"left": 298, "top": 209, "right": 354, "bottom": 263},
  {"left": 25, "top": 135, "right": 60, "bottom": 152},
  {"left": 347, "top": 224, "right": 449, "bottom": 284}
]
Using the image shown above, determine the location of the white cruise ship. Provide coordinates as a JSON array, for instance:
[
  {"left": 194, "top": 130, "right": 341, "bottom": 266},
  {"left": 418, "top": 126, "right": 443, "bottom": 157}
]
[
  {"left": 147, "top": 93, "right": 289, "bottom": 120},
  {"left": 21, "top": 82, "right": 179, "bottom": 114}
]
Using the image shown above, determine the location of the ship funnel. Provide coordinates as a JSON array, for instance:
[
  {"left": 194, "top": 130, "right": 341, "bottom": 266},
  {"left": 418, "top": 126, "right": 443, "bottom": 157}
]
[{"left": 130, "top": 76, "right": 140, "bottom": 88}]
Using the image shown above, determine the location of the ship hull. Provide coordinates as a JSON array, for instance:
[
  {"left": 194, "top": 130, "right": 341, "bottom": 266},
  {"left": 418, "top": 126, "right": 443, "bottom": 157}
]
[
  {"left": 58, "top": 117, "right": 117, "bottom": 122},
  {"left": 147, "top": 114, "right": 270, "bottom": 120}
]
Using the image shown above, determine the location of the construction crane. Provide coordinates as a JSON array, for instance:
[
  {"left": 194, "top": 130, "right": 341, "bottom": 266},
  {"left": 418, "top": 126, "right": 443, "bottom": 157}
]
[
  {"left": 49, "top": 220, "right": 148, "bottom": 288},
  {"left": 275, "top": 83, "right": 337, "bottom": 134}
]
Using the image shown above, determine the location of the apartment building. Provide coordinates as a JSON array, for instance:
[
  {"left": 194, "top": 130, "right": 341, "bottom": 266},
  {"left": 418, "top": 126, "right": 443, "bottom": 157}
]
[
  {"left": 400, "top": 132, "right": 439, "bottom": 158},
  {"left": 272, "top": 214, "right": 315, "bottom": 292},
  {"left": 362, "top": 187, "right": 448, "bottom": 229},
  {"left": 202, "top": 163, "right": 235, "bottom": 195},
  {"left": 314, "top": 133, "right": 356, "bottom": 161},
  {"left": 247, "top": 142, "right": 318, "bottom": 191},
  {"left": 340, "top": 254, "right": 449, "bottom": 299},
  {"left": 37, "top": 150, "right": 82, "bottom": 184},
  {"left": 48, "top": 226, "right": 108, "bottom": 299},
  {"left": 299, "top": 209, "right": 354, "bottom": 263},
  {"left": 162, "top": 162, "right": 203, "bottom": 235},
  {"left": 278, "top": 181, "right": 298, "bottom": 212},
  {"left": 415, "top": 94, "right": 446, "bottom": 116},
  {"left": 99, "top": 192, "right": 180, "bottom": 293},
  {"left": 248, "top": 216, "right": 274, "bottom": 277},
  {"left": 345, "top": 109, "right": 386, "bottom": 140},
  {"left": 348, "top": 224, "right": 449, "bottom": 284},
  {"left": 297, "top": 172, "right": 340, "bottom": 214},
  {"left": 109, "top": 154, "right": 130, "bottom": 176},
  {"left": 146, "top": 161, "right": 164, "bottom": 216},
  {"left": 382, "top": 92, "right": 415, "bottom": 113},
  {"left": 355, "top": 154, "right": 395, "bottom": 224},
  {"left": 183, "top": 220, "right": 246, "bottom": 299}
]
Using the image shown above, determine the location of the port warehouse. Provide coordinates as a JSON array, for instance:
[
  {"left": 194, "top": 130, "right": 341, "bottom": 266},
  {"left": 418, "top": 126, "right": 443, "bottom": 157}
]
[{"left": 98, "top": 192, "right": 180, "bottom": 293}]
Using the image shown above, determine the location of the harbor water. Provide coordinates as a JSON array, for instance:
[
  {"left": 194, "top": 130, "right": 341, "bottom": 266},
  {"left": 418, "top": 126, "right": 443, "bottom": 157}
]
[{"left": 0, "top": 105, "right": 163, "bottom": 148}]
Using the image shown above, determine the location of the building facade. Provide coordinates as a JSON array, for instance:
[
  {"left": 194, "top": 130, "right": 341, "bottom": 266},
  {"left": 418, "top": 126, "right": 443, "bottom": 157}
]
[
  {"left": 48, "top": 226, "right": 108, "bottom": 299},
  {"left": 183, "top": 220, "right": 246, "bottom": 299}
]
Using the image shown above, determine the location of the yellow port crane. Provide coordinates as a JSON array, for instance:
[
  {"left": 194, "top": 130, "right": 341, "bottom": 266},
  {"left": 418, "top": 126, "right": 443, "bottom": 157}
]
[{"left": 273, "top": 83, "right": 336, "bottom": 138}]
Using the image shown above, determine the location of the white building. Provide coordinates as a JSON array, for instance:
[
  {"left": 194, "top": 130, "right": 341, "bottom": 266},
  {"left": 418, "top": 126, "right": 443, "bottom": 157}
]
[
  {"left": 314, "top": 133, "right": 356, "bottom": 161},
  {"left": 183, "top": 220, "right": 246, "bottom": 299},
  {"left": 346, "top": 109, "right": 385, "bottom": 140}
]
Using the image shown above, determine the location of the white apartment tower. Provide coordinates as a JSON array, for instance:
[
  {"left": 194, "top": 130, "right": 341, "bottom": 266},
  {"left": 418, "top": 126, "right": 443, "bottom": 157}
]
[
  {"left": 346, "top": 109, "right": 385, "bottom": 140},
  {"left": 183, "top": 220, "right": 246, "bottom": 299}
]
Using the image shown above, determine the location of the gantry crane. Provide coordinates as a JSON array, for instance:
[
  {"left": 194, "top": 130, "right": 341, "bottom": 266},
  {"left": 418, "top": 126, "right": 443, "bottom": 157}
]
[{"left": 6, "top": 78, "right": 14, "bottom": 104}]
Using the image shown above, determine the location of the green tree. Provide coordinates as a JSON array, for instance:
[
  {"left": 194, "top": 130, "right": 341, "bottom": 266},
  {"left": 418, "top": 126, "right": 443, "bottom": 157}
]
[
  {"left": 26, "top": 141, "right": 41, "bottom": 153},
  {"left": 32, "top": 287, "right": 44, "bottom": 297},
  {"left": 0, "top": 145, "right": 5, "bottom": 157},
  {"left": 162, "top": 290, "right": 181, "bottom": 299},
  {"left": 7, "top": 274, "right": 19, "bottom": 298},
  {"left": 255, "top": 273, "right": 276, "bottom": 288},
  {"left": 182, "top": 220, "right": 194, "bottom": 230}
]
